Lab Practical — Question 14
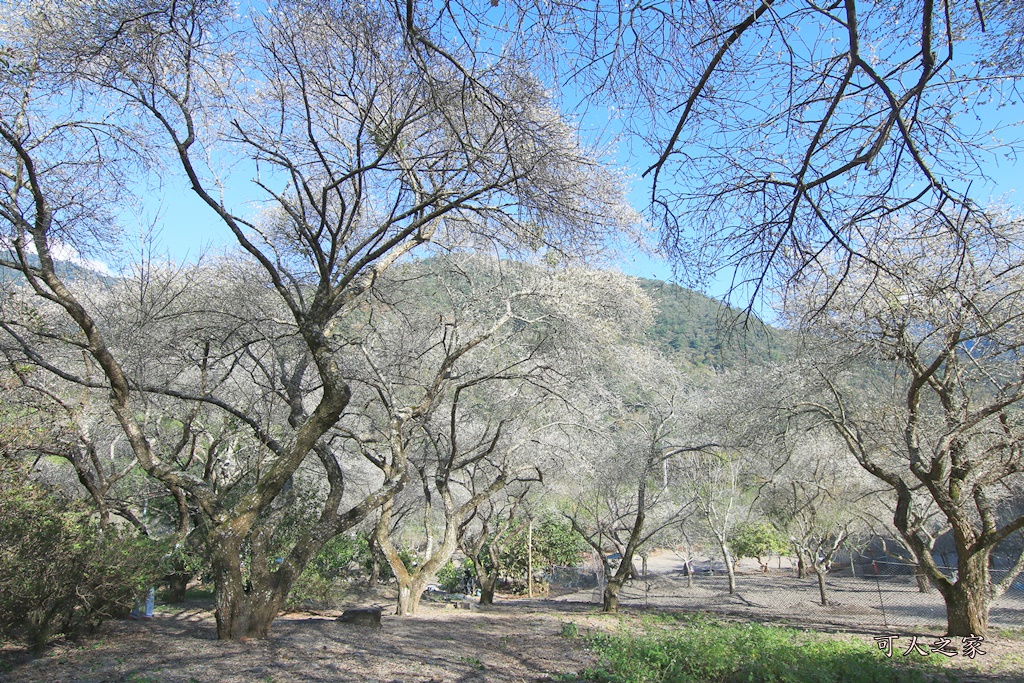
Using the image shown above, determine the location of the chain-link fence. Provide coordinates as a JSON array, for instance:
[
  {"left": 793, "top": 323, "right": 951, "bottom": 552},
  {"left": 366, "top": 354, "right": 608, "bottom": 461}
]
[
  {"left": 548, "top": 555, "right": 1024, "bottom": 630},
  {"left": 547, "top": 564, "right": 601, "bottom": 590}
]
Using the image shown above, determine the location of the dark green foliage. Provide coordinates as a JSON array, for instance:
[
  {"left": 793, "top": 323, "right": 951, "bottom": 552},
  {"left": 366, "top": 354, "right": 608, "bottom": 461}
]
[
  {"left": 581, "top": 614, "right": 952, "bottom": 683},
  {"left": 533, "top": 516, "right": 589, "bottom": 567},
  {"left": 305, "top": 533, "right": 370, "bottom": 581},
  {"left": 436, "top": 558, "right": 474, "bottom": 593},
  {"left": 286, "top": 533, "right": 372, "bottom": 608},
  {"left": 161, "top": 537, "right": 208, "bottom": 604},
  {"left": 729, "top": 522, "right": 789, "bottom": 566},
  {"left": 398, "top": 546, "right": 418, "bottom": 572},
  {"left": 285, "top": 572, "right": 335, "bottom": 609},
  {"left": 639, "top": 279, "right": 794, "bottom": 371},
  {"left": 500, "top": 516, "right": 587, "bottom": 583},
  {"left": 0, "top": 461, "right": 164, "bottom": 650},
  {"left": 287, "top": 533, "right": 421, "bottom": 608}
]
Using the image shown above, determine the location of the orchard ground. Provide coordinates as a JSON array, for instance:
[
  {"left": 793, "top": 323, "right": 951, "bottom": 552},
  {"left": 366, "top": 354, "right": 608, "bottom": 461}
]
[{"left": 2, "top": 551, "right": 1022, "bottom": 682}]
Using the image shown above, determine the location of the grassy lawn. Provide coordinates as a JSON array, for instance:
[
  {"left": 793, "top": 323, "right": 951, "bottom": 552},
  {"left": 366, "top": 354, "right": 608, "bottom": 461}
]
[{"left": 572, "top": 613, "right": 957, "bottom": 683}]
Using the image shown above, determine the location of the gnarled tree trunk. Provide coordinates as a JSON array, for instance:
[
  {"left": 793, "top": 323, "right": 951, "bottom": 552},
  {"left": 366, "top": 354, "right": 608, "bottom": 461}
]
[
  {"left": 794, "top": 547, "right": 807, "bottom": 579},
  {"left": 602, "top": 576, "right": 622, "bottom": 612},
  {"left": 938, "top": 551, "right": 992, "bottom": 636},
  {"left": 209, "top": 539, "right": 289, "bottom": 640},
  {"left": 368, "top": 533, "right": 381, "bottom": 588},
  {"left": 602, "top": 474, "right": 649, "bottom": 613},
  {"left": 478, "top": 572, "right": 498, "bottom": 604},
  {"left": 467, "top": 543, "right": 501, "bottom": 605},
  {"left": 164, "top": 566, "right": 190, "bottom": 604},
  {"left": 914, "top": 564, "right": 934, "bottom": 593},
  {"left": 396, "top": 576, "right": 429, "bottom": 616}
]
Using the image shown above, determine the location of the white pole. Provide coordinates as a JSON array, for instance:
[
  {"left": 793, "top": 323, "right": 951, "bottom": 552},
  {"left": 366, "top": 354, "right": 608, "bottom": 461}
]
[{"left": 527, "top": 519, "right": 534, "bottom": 598}]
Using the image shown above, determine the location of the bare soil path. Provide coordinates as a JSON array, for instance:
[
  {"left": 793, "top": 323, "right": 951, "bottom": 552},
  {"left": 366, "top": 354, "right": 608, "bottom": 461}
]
[
  {"left": 0, "top": 599, "right": 601, "bottom": 683},
  {"left": 3, "top": 566, "right": 1022, "bottom": 683}
]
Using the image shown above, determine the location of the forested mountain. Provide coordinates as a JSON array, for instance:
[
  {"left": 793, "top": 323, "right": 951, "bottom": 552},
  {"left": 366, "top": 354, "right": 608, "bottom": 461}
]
[
  {"left": 386, "top": 258, "right": 793, "bottom": 372},
  {"left": 638, "top": 279, "right": 794, "bottom": 371},
  {"left": 2, "top": 251, "right": 791, "bottom": 373},
  {"left": 0, "top": 252, "right": 115, "bottom": 286}
]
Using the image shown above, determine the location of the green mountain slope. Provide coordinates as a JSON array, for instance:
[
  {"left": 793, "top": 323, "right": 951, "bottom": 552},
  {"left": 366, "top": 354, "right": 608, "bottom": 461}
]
[
  {"left": 638, "top": 279, "right": 793, "bottom": 371},
  {"left": 0, "top": 252, "right": 116, "bottom": 287},
  {"left": 2, "top": 250, "right": 790, "bottom": 371}
]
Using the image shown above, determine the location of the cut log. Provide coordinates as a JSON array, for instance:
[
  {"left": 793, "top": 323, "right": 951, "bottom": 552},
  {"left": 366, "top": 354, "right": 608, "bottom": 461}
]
[{"left": 336, "top": 607, "right": 383, "bottom": 629}]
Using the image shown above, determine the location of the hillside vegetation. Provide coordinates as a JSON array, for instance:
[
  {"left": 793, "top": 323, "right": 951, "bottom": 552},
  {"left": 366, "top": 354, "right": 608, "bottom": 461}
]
[{"left": 638, "top": 279, "right": 793, "bottom": 371}]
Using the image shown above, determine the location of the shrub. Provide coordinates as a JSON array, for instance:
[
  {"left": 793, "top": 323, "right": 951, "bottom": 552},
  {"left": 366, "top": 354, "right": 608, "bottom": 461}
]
[
  {"left": 0, "top": 462, "right": 164, "bottom": 650},
  {"left": 286, "top": 533, "right": 372, "bottom": 609},
  {"left": 436, "top": 557, "right": 475, "bottom": 593},
  {"left": 729, "top": 521, "right": 789, "bottom": 570},
  {"left": 158, "top": 529, "right": 211, "bottom": 604},
  {"left": 286, "top": 572, "right": 336, "bottom": 610},
  {"left": 305, "top": 533, "right": 368, "bottom": 582},
  {"left": 499, "top": 515, "right": 587, "bottom": 588},
  {"left": 437, "top": 561, "right": 461, "bottom": 593}
]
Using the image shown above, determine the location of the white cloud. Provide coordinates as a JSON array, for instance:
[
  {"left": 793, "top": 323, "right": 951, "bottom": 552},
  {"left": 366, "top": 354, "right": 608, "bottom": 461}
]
[{"left": 0, "top": 235, "right": 114, "bottom": 277}]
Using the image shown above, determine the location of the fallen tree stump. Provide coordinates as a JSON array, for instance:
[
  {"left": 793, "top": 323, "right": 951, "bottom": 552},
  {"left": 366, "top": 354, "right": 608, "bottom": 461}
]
[{"left": 336, "top": 607, "right": 383, "bottom": 629}]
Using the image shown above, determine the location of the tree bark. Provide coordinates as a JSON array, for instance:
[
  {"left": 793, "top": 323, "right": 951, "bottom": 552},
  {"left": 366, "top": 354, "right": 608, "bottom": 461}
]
[
  {"left": 210, "top": 541, "right": 288, "bottom": 640},
  {"left": 164, "top": 567, "right": 190, "bottom": 604},
  {"left": 377, "top": 493, "right": 461, "bottom": 616},
  {"left": 914, "top": 564, "right": 934, "bottom": 593},
  {"left": 396, "top": 577, "right": 427, "bottom": 616},
  {"left": 814, "top": 565, "right": 829, "bottom": 606},
  {"left": 887, "top": 479, "right": 996, "bottom": 636},
  {"left": 478, "top": 572, "right": 497, "bottom": 605},
  {"left": 941, "top": 552, "right": 991, "bottom": 636},
  {"left": 368, "top": 533, "right": 381, "bottom": 588},
  {"left": 602, "top": 577, "right": 622, "bottom": 612},
  {"left": 468, "top": 548, "right": 500, "bottom": 605},
  {"left": 945, "top": 583, "right": 989, "bottom": 636},
  {"left": 602, "top": 516, "right": 645, "bottom": 611},
  {"left": 222, "top": 584, "right": 288, "bottom": 640},
  {"left": 719, "top": 539, "right": 737, "bottom": 594}
]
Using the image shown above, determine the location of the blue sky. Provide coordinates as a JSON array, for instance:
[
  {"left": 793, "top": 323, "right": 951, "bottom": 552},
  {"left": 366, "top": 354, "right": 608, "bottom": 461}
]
[
  {"left": 112, "top": 9, "right": 1024, "bottom": 308},
  {"left": 122, "top": 78, "right": 1023, "bottom": 301}
]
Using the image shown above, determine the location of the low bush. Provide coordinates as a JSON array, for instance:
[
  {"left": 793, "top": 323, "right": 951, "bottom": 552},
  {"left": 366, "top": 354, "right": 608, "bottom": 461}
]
[
  {"left": 0, "top": 462, "right": 164, "bottom": 650},
  {"left": 286, "top": 572, "right": 337, "bottom": 609},
  {"left": 286, "top": 533, "right": 382, "bottom": 609},
  {"left": 581, "top": 614, "right": 952, "bottom": 683},
  {"left": 729, "top": 521, "right": 789, "bottom": 571},
  {"left": 303, "top": 533, "right": 369, "bottom": 581},
  {"left": 437, "top": 557, "right": 475, "bottom": 593}
]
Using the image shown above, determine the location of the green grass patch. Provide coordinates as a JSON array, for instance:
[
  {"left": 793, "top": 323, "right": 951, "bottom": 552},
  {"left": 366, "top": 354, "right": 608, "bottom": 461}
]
[
  {"left": 459, "top": 654, "right": 485, "bottom": 670},
  {"left": 156, "top": 585, "right": 215, "bottom": 603},
  {"left": 183, "top": 586, "right": 215, "bottom": 601},
  {"left": 580, "top": 614, "right": 953, "bottom": 683}
]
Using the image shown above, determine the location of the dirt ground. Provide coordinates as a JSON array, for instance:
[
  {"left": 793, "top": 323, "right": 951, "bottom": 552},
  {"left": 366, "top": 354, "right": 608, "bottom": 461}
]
[
  {"left": 0, "top": 595, "right": 604, "bottom": 683},
  {"left": 3, "top": 555, "right": 1023, "bottom": 683},
  {"left": 561, "top": 550, "right": 1024, "bottom": 634},
  {"left": 3, "top": 595, "right": 1023, "bottom": 683}
]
